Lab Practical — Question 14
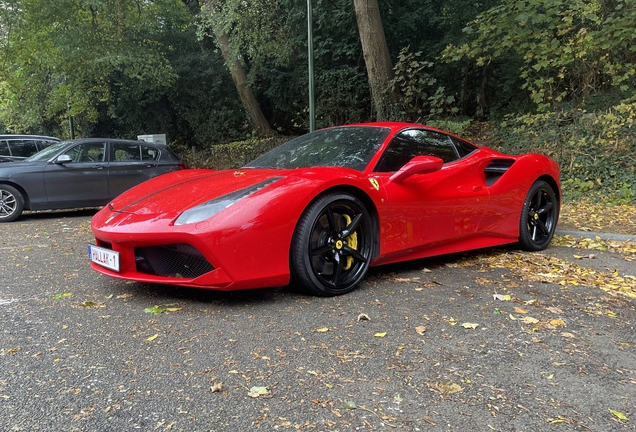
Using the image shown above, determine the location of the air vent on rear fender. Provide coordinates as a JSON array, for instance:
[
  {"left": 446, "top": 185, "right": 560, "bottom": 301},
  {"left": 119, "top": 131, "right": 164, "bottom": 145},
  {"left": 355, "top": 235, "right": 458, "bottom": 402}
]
[{"left": 484, "top": 159, "right": 515, "bottom": 186}]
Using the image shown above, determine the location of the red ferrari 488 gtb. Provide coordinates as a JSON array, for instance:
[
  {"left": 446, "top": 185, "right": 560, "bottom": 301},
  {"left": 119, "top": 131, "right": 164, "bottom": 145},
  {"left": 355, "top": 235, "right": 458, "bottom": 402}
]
[{"left": 89, "top": 122, "right": 560, "bottom": 296}]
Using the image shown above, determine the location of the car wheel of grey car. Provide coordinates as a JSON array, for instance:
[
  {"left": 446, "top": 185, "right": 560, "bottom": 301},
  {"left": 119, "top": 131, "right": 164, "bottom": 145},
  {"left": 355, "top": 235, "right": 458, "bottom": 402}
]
[
  {"left": 0, "top": 184, "right": 25, "bottom": 222},
  {"left": 518, "top": 180, "right": 559, "bottom": 251},
  {"left": 291, "top": 192, "right": 373, "bottom": 296}
]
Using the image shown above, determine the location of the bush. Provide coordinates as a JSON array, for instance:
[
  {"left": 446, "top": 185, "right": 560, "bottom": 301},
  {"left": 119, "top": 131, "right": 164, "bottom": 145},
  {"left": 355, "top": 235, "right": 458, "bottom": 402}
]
[
  {"left": 173, "top": 135, "right": 290, "bottom": 170},
  {"left": 492, "top": 104, "right": 636, "bottom": 202}
]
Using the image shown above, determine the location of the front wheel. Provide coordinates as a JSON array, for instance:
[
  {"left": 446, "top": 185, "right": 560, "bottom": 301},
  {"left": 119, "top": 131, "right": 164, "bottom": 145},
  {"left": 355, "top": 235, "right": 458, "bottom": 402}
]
[
  {"left": 518, "top": 180, "right": 559, "bottom": 251},
  {"left": 290, "top": 192, "right": 373, "bottom": 296},
  {"left": 0, "top": 184, "right": 25, "bottom": 223}
]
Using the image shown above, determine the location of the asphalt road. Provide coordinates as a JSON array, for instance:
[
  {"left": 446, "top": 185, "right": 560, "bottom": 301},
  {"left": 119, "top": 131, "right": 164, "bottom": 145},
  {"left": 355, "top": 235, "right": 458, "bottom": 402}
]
[{"left": 1, "top": 211, "right": 635, "bottom": 431}]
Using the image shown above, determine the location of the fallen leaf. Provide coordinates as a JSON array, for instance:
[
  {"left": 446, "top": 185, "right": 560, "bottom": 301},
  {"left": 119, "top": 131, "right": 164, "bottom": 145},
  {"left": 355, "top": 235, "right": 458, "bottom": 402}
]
[
  {"left": 493, "top": 294, "right": 511, "bottom": 301},
  {"left": 521, "top": 316, "right": 539, "bottom": 324},
  {"left": 549, "top": 319, "right": 566, "bottom": 327},
  {"left": 342, "top": 401, "right": 357, "bottom": 410},
  {"left": 357, "top": 313, "right": 370, "bottom": 321},
  {"left": 545, "top": 306, "right": 564, "bottom": 314},
  {"left": 210, "top": 382, "right": 223, "bottom": 393},
  {"left": 561, "top": 332, "right": 576, "bottom": 338},
  {"left": 514, "top": 307, "right": 529, "bottom": 314},
  {"left": 461, "top": 322, "right": 479, "bottom": 329},
  {"left": 374, "top": 332, "right": 387, "bottom": 338},
  {"left": 144, "top": 306, "right": 165, "bottom": 314},
  {"left": 315, "top": 327, "right": 329, "bottom": 333},
  {"left": 145, "top": 334, "right": 159, "bottom": 342},
  {"left": 415, "top": 326, "right": 427, "bottom": 335},
  {"left": 52, "top": 292, "right": 72, "bottom": 300},
  {"left": 247, "top": 386, "right": 269, "bottom": 398},
  {"left": 610, "top": 409, "right": 628, "bottom": 421}
]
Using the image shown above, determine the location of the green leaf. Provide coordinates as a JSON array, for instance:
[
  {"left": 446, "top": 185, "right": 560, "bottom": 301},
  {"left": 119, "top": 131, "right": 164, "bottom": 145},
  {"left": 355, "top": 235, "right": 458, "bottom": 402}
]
[
  {"left": 610, "top": 409, "right": 628, "bottom": 421},
  {"left": 144, "top": 306, "right": 165, "bottom": 314},
  {"left": 342, "top": 401, "right": 357, "bottom": 410}
]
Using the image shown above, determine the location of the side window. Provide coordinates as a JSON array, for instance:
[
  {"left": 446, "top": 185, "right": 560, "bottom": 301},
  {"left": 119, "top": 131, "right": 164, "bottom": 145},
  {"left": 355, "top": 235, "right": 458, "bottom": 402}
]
[
  {"left": 374, "top": 129, "right": 459, "bottom": 172},
  {"left": 141, "top": 145, "right": 159, "bottom": 161},
  {"left": 9, "top": 139, "right": 38, "bottom": 158},
  {"left": 64, "top": 142, "right": 105, "bottom": 162},
  {"left": 450, "top": 136, "right": 478, "bottom": 158},
  {"left": 113, "top": 143, "right": 142, "bottom": 161},
  {"left": 0, "top": 140, "right": 9, "bottom": 156}
]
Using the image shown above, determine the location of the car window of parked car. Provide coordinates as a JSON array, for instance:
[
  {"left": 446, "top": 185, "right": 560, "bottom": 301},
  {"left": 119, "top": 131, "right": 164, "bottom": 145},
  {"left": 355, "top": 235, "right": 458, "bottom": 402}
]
[
  {"left": 8, "top": 139, "right": 38, "bottom": 158},
  {"left": 113, "top": 143, "right": 159, "bottom": 162},
  {"left": 141, "top": 145, "right": 159, "bottom": 161},
  {"left": 0, "top": 141, "right": 9, "bottom": 156},
  {"left": 65, "top": 142, "right": 106, "bottom": 163},
  {"left": 374, "top": 129, "right": 459, "bottom": 172}
]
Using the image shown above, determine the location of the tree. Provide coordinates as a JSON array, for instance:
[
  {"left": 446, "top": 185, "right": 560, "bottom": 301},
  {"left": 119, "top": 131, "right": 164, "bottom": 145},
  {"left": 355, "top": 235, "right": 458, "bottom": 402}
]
[
  {"left": 353, "top": 0, "right": 400, "bottom": 120},
  {"left": 190, "top": 0, "right": 274, "bottom": 138}
]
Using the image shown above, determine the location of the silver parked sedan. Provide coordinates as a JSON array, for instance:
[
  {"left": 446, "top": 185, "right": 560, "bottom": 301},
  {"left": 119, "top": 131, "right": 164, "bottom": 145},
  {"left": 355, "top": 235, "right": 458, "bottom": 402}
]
[{"left": 0, "top": 138, "right": 185, "bottom": 222}]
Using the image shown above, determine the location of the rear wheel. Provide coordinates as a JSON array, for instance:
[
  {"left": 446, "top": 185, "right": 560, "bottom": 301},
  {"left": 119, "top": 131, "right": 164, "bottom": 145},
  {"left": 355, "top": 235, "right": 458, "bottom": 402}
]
[
  {"left": 290, "top": 192, "right": 373, "bottom": 296},
  {"left": 0, "top": 185, "right": 24, "bottom": 223},
  {"left": 518, "top": 180, "right": 558, "bottom": 251}
]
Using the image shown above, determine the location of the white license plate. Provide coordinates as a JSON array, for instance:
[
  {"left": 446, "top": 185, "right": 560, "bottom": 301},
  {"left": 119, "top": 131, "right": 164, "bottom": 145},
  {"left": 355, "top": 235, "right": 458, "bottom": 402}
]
[{"left": 88, "top": 244, "right": 120, "bottom": 272}]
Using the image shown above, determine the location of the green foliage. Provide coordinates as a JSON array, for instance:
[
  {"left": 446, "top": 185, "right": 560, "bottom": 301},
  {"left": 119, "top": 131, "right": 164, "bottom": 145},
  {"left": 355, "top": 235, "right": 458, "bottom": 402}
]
[
  {"left": 443, "top": 0, "right": 636, "bottom": 112},
  {"left": 174, "top": 136, "right": 289, "bottom": 170},
  {"left": 493, "top": 103, "right": 636, "bottom": 202},
  {"left": 391, "top": 47, "right": 458, "bottom": 121}
]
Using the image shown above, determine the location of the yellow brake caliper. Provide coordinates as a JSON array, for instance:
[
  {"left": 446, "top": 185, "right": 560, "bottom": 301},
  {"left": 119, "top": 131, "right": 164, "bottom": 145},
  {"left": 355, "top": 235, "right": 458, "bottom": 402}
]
[{"left": 342, "top": 214, "right": 358, "bottom": 270}]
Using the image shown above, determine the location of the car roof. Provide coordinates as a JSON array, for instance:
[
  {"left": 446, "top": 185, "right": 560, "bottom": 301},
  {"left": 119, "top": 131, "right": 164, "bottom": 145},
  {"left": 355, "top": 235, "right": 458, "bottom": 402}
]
[
  {"left": 61, "top": 138, "right": 169, "bottom": 148},
  {"left": 0, "top": 134, "right": 60, "bottom": 140}
]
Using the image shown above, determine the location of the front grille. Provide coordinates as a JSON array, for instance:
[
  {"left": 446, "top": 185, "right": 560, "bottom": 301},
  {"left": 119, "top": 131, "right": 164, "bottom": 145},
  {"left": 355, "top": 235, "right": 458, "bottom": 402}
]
[{"left": 135, "top": 244, "right": 214, "bottom": 279}]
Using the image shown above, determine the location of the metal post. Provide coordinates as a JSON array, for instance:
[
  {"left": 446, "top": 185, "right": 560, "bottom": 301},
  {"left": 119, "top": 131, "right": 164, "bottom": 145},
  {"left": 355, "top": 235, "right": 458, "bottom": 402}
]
[
  {"left": 67, "top": 101, "right": 75, "bottom": 139},
  {"left": 307, "top": 0, "right": 315, "bottom": 132}
]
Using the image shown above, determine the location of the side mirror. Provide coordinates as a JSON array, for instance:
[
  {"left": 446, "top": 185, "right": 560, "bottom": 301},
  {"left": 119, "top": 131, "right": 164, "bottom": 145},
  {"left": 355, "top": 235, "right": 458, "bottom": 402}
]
[
  {"left": 55, "top": 154, "right": 72, "bottom": 164},
  {"left": 389, "top": 156, "right": 443, "bottom": 183}
]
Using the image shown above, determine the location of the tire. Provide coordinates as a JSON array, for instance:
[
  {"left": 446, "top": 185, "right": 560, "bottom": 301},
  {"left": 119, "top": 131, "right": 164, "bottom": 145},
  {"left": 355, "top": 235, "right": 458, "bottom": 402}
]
[
  {"left": 290, "top": 192, "right": 373, "bottom": 296},
  {"left": 0, "top": 184, "right": 25, "bottom": 223},
  {"left": 518, "top": 180, "right": 559, "bottom": 251}
]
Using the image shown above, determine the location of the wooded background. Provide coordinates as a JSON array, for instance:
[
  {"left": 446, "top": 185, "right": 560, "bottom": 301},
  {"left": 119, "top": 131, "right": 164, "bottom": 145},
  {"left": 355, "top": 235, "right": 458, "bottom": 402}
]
[{"left": 1, "top": 0, "right": 634, "bottom": 200}]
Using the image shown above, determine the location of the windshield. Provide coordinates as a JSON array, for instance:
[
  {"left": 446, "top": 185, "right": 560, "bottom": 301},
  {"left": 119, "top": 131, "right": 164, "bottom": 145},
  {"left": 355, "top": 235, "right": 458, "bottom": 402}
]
[
  {"left": 25, "top": 141, "right": 71, "bottom": 162},
  {"left": 245, "top": 126, "right": 390, "bottom": 170}
]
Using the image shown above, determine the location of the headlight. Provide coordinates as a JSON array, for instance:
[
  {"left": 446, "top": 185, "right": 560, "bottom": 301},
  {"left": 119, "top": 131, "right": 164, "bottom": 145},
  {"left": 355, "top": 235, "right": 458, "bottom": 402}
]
[{"left": 174, "top": 177, "right": 283, "bottom": 225}]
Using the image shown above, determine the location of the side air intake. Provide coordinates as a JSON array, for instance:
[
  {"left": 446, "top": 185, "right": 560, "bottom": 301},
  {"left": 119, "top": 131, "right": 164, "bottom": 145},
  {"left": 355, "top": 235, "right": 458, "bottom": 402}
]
[{"left": 484, "top": 159, "right": 515, "bottom": 186}]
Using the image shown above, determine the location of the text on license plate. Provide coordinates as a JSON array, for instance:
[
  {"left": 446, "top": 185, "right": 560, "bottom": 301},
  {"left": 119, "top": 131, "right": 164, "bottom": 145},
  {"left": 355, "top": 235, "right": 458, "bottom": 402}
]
[{"left": 88, "top": 244, "right": 120, "bottom": 272}]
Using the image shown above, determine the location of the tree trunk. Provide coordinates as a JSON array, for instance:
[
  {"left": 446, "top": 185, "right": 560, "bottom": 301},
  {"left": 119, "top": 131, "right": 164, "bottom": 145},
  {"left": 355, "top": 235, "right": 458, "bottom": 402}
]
[
  {"left": 215, "top": 32, "right": 273, "bottom": 138},
  {"left": 353, "top": 0, "right": 399, "bottom": 121},
  {"left": 182, "top": 0, "right": 273, "bottom": 138}
]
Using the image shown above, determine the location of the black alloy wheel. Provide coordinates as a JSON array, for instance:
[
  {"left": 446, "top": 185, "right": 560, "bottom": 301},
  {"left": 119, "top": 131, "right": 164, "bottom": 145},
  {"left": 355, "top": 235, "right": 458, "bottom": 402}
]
[
  {"left": 291, "top": 192, "right": 373, "bottom": 296},
  {"left": 518, "top": 180, "right": 559, "bottom": 251},
  {"left": 0, "top": 185, "right": 25, "bottom": 223}
]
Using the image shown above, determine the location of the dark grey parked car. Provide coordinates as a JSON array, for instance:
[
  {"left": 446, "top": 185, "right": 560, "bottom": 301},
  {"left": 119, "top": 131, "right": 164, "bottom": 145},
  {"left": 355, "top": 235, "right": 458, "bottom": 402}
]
[
  {"left": 0, "top": 138, "right": 185, "bottom": 222},
  {"left": 0, "top": 134, "right": 61, "bottom": 162}
]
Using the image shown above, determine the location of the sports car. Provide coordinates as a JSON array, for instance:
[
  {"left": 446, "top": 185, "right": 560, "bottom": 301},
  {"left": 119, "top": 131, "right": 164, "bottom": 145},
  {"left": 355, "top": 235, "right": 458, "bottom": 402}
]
[{"left": 89, "top": 122, "right": 560, "bottom": 296}]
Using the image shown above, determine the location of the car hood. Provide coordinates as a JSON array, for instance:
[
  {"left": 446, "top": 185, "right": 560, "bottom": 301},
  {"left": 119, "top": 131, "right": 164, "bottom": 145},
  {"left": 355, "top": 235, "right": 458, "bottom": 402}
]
[{"left": 106, "top": 169, "right": 287, "bottom": 216}]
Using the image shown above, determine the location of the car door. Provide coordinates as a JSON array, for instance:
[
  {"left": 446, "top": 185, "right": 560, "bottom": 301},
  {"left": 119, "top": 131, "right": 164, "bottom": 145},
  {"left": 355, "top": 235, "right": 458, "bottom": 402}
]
[
  {"left": 107, "top": 142, "right": 166, "bottom": 198},
  {"left": 43, "top": 141, "right": 110, "bottom": 206},
  {"left": 373, "top": 128, "right": 490, "bottom": 257}
]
